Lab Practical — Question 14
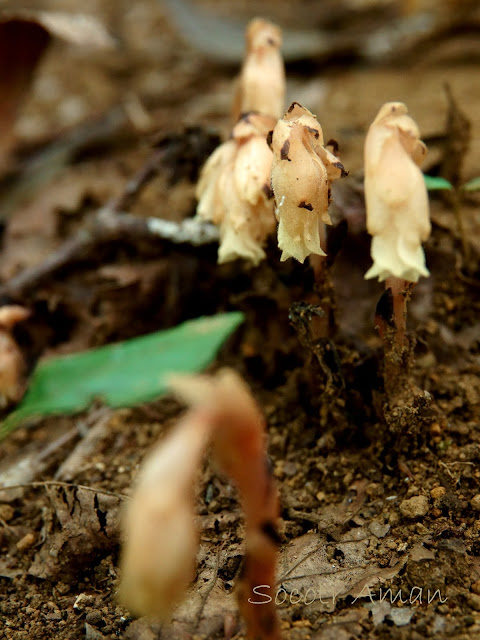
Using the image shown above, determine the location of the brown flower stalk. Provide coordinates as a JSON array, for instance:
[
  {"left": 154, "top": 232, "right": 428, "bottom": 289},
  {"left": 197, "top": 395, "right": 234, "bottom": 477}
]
[
  {"left": 364, "top": 102, "right": 430, "bottom": 350},
  {"left": 232, "top": 18, "right": 285, "bottom": 122},
  {"left": 119, "top": 369, "right": 281, "bottom": 640},
  {"left": 364, "top": 102, "right": 431, "bottom": 408},
  {"left": 195, "top": 112, "right": 277, "bottom": 265}
]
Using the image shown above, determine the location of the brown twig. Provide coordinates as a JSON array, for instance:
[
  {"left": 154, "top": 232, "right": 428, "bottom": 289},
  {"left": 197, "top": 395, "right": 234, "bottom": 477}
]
[
  {"left": 0, "top": 480, "right": 129, "bottom": 500},
  {"left": 0, "top": 208, "right": 219, "bottom": 299},
  {"left": 107, "top": 148, "right": 166, "bottom": 213}
]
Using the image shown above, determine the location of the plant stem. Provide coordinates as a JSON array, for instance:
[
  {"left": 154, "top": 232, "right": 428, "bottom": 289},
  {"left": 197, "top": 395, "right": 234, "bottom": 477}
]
[
  {"left": 451, "top": 188, "right": 470, "bottom": 266},
  {"left": 377, "top": 277, "right": 413, "bottom": 401},
  {"left": 385, "top": 276, "right": 409, "bottom": 349},
  {"left": 309, "top": 224, "right": 337, "bottom": 338}
]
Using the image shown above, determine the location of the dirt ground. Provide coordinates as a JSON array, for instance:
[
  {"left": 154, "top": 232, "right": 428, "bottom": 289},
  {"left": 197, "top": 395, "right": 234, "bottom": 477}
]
[{"left": 1, "top": 1, "right": 480, "bottom": 639}]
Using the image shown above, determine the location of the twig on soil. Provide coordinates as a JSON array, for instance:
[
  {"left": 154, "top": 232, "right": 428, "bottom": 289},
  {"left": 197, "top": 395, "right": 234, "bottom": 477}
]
[
  {"left": 0, "top": 426, "right": 78, "bottom": 500},
  {"left": 0, "top": 208, "right": 218, "bottom": 299},
  {"left": 107, "top": 148, "right": 166, "bottom": 213},
  {"left": 54, "top": 407, "right": 113, "bottom": 481},
  {"left": 0, "top": 480, "right": 129, "bottom": 500},
  {"left": 194, "top": 546, "right": 222, "bottom": 632}
]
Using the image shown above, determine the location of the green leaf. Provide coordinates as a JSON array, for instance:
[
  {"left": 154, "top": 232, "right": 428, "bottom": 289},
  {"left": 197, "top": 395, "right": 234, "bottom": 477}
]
[
  {"left": 462, "top": 177, "right": 480, "bottom": 192},
  {"left": 0, "top": 312, "right": 244, "bottom": 440},
  {"left": 423, "top": 175, "right": 453, "bottom": 191}
]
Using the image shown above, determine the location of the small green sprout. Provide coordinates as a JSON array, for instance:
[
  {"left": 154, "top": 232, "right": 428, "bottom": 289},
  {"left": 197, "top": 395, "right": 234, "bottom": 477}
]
[
  {"left": 424, "top": 174, "right": 480, "bottom": 193},
  {"left": 424, "top": 173, "right": 480, "bottom": 266}
]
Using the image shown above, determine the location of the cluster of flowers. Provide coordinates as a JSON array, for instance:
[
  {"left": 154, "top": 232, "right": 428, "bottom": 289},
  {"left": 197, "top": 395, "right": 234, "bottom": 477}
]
[
  {"left": 119, "top": 18, "right": 433, "bottom": 640},
  {"left": 196, "top": 19, "right": 431, "bottom": 285}
]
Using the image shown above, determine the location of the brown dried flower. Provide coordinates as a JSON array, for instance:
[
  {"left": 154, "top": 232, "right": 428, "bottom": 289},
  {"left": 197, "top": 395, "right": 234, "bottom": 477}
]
[
  {"left": 195, "top": 112, "right": 277, "bottom": 265},
  {"left": 364, "top": 102, "right": 431, "bottom": 282},
  {"left": 232, "top": 18, "right": 285, "bottom": 122},
  {"left": 270, "top": 102, "right": 346, "bottom": 263}
]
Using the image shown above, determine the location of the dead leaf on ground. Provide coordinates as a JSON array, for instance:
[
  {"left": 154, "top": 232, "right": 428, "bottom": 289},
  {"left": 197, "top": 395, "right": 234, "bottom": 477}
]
[
  {"left": 154, "top": 542, "right": 242, "bottom": 639},
  {"left": 277, "top": 532, "right": 406, "bottom": 612},
  {"left": 311, "top": 608, "right": 369, "bottom": 640},
  {"left": 28, "top": 484, "right": 123, "bottom": 581}
]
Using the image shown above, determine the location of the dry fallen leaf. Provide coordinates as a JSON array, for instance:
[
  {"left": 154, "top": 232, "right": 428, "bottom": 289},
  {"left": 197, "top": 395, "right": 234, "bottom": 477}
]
[
  {"left": 28, "top": 485, "right": 122, "bottom": 581},
  {"left": 278, "top": 532, "right": 406, "bottom": 610}
]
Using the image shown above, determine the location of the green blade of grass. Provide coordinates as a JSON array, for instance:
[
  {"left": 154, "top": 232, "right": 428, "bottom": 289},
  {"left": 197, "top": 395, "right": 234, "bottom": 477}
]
[
  {"left": 462, "top": 177, "right": 480, "bottom": 192},
  {"left": 423, "top": 175, "right": 453, "bottom": 191},
  {"left": 0, "top": 311, "right": 244, "bottom": 440}
]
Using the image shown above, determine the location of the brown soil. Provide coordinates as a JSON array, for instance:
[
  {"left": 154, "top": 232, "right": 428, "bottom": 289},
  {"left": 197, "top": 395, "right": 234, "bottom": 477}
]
[{"left": 1, "top": 1, "right": 480, "bottom": 639}]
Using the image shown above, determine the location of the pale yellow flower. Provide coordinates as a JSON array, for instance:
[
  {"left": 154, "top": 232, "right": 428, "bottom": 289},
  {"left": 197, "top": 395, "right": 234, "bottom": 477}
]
[
  {"left": 232, "top": 18, "right": 285, "bottom": 121},
  {"left": 270, "top": 102, "right": 346, "bottom": 263},
  {"left": 195, "top": 112, "right": 276, "bottom": 265},
  {"left": 364, "top": 102, "right": 431, "bottom": 282}
]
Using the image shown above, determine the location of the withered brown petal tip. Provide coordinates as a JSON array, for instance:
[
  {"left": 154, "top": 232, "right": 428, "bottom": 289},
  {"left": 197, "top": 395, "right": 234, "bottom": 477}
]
[
  {"left": 327, "top": 138, "right": 339, "bottom": 153},
  {"left": 333, "top": 161, "right": 348, "bottom": 178},
  {"left": 266, "top": 130, "right": 273, "bottom": 150},
  {"left": 298, "top": 201, "right": 313, "bottom": 211},
  {"left": 287, "top": 101, "right": 302, "bottom": 113},
  {"left": 280, "top": 139, "right": 291, "bottom": 161},
  {"left": 262, "top": 183, "right": 274, "bottom": 199},
  {"left": 238, "top": 110, "right": 259, "bottom": 124}
]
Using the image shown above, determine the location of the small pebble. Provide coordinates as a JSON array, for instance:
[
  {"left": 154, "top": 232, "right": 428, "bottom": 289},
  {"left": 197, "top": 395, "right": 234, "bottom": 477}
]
[
  {"left": 0, "top": 504, "right": 14, "bottom": 522},
  {"left": 400, "top": 495, "right": 429, "bottom": 519},
  {"left": 283, "top": 461, "right": 297, "bottom": 477},
  {"left": 467, "top": 594, "right": 480, "bottom": 612},
  {"left": 16, "top": 532, "right": 35, "bottom": 551},
  {"left": 471, "top": 580, "right": 480, "bottom": 595},
  {"left": 470, "top": 495, "right": 480, "bottom": 511},
  {"left": 369, "top": 520, "right": 390, "bottom": 538},
  {"left": 430, "top": 486, "right": 446, "bottom": 500},
  {"left": 86, "top": 610, "right": 104, "bottom": 627}
]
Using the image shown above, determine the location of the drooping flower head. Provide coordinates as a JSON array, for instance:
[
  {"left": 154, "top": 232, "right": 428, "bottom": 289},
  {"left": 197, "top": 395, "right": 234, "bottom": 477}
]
[
  {"left": 232, "top": 18, "right": 285, "bottom": 122},
  {"left": 119, "top": 370, "right": 280, "bottom": 639},
  {"left": 364, "top": 102, "right": 431, "bottom": 282},
  {"left": 270, "top": 102, "right": 347, "bottom": 263},
  {"left": 195, "top": 112, "right": 277, "bottom": 265}
]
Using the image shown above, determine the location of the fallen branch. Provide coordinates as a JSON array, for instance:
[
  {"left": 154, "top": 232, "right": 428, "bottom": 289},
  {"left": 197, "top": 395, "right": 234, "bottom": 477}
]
[{"left": 0, "top": 208, "right": 219, "bottom": 298}]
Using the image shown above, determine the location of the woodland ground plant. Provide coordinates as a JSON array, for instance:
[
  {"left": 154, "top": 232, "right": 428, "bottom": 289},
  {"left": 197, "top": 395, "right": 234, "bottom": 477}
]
[
  {"left": 120, "top": 16, "right": 438, "bottom": 638},
  {"left": 363, "top": 101, "right": 432, "bottom": 420},
  {"left": 120, "top": 369, "right": 281, "bottom": 640},
  {"left": 193, "top": 15, "right": 438, "bottom": 414},
  {"left": 2, "top": 4, "right": 480, "bottom": 640}
]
